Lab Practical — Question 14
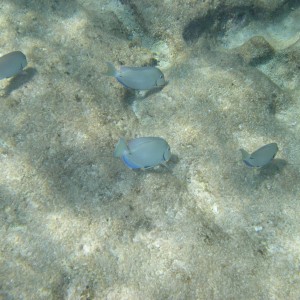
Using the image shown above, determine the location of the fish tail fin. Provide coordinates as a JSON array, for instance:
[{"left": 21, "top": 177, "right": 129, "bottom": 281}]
[
  {"left": 239, "top": 148, "right": 250, "bottom": 160},
  {"left": 114, "top": 138, "right": 128, "bottom": 158},
  {"left": 103, "top": 62, "right": 117, "bottom": 77}
]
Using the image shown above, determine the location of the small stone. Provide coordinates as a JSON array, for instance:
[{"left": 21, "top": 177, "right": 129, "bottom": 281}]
[{"left": 254, "top": 226, "right": 263, "bottom": 232}]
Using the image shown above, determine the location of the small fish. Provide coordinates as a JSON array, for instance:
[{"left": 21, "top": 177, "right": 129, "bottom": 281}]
[
  {"left": 114, "top": 137, "right": 171, "bottom": 169},
  {"left": 240, "top": 143, "right": 278, "bottom": 168},
  {"left": 104, "top": 62, "right": 166, "bottom": 90},
  {"left": 0, "top": 51, "right": 27, "bottom": 80}
]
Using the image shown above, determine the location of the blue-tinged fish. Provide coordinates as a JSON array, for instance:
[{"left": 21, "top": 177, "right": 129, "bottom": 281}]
[
  {"left": 240, "top": 143, "right": 278, "bottom": 167},
  {"left": 0, "top": 51, "right": 27, "bottom": 80},
  {"left": 114, "top": 137, "right": 171, "bottom": 169},
  {"left": 104, "top": 62, "right": 166, "bottom": 90}
]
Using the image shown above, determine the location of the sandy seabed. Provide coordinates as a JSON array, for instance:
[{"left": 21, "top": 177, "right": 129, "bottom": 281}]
[{"left": 0, "top": 1, "right": 300, "bottom": 299}]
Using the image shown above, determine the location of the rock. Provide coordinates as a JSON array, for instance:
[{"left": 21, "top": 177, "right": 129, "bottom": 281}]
[{"left": 234, "top": 36, "right": 275, "bottom": 66}]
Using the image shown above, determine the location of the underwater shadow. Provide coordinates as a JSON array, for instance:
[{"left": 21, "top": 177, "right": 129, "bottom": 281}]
[
  {"left": 182, "top": 0, "right": 299, "bottom": 45},
  {"left": 247, "top": 158, "right": 288, "bottom": 186},
  {"left": 3, "top": 67, "right": 37, "bottom": 96},
  {"left": 182, "top": 5, "right": 259, "bottom": 44},
  {"left": 121, "top": 83, "right": 168, "bottom": 108},
  {"left": 9, "top": 0, "right": 79, "bottom": 18}
]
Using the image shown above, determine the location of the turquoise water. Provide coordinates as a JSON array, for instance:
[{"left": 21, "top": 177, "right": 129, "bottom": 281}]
[{"left": 0, "top": 1, "right": 299, "bottom": 299}]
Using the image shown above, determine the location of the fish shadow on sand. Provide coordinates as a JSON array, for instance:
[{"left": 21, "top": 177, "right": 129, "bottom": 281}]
[
  {"left": 2, "top": 67, "right": 37, "bottom": 96},
  {"left": 126, "top": 154, "right": 178, "bottom": 174},
  {"left": 122, "top": 83, "right": 168, "bottom": 107},
  {"left": 258, "top": 158, "right": 288, "bottom": 177}
]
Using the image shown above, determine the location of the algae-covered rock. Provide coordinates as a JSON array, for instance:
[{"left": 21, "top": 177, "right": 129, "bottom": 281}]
[
  {"left": 119, "top": 0, "right": 293, "bottom": 45},
  {"left": 234, "top": 36, "right": 275, "bottom": 66}
]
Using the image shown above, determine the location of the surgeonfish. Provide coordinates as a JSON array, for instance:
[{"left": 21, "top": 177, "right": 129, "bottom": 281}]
[
  {"left": 240, "top": 143, "right": 278, "bottom": 168},
  {"left": 0, "top": 51, "right": 27, "bottom": 80},
  {"left": 104, "top": 62, "right": 166, "bottom": 90},
  {"left": 114, "top": 137, "right": 171, "bottom": 169}
]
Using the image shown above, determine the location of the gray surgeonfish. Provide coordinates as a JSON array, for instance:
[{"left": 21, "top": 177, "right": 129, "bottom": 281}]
[
  {"left": 240, "top": 143, "right": 278, "bottom": 167},
  {"left": 114, "top": 137, "right": 171, "bottom": 169},
  {"left": 0, "top": 51, "right": 27, "bottom": 80},
  {"left": 104, "top": 62, "right": 166, "bottom": 90}
]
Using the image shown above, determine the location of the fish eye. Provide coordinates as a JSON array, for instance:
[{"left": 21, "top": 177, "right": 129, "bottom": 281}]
[{"left": 160, "top": 75, "right": 163, "bottom": 78}]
